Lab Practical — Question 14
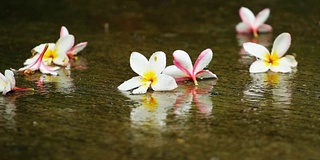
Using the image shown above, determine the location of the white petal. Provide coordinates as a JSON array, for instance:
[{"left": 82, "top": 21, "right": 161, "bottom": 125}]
[
  {"left": 173, "top": 50, "right": 193, "bottom": 77},
  {"left": 132, "top": 82, "right": 151, "bottom": 94},
  {"left": 24, "top": 53, "right": 41, "bottom": 65},
  {"left": 271, "top": 33, "right": 291, "bottom": 58},
  {"left": 243, "top": 42, "right": 270, "bottom": 60},
  {"left": 5, "top": 70, "right": 15, "bottom": 89},
  {"left": 60, "top": 26, "right": 69, "bottom": 37},
  {"left": 196, "top": 70, "right": 218, "bottom": 79},
  {"left": 270, "top": 58, "right": 292, "bottom": 73},
  {"left": 118, "top": 76, "right": 144, "bottom": 91},
  {"left": 148, "top": 51, "right": 166, "bottom": 74},
  {"left": 193, "top": 49, "right": 213, "bottom": 74},
  {"left": 0, "top": 72, "right": 7, "bottom": 92},
  {"left": 55, "top": 35, "right": 75, "bottom": 56},
  {"left": 32, "top": 43, "right": 55, "bottom": 54},
  {"left": 258, "top": 24, "right": 272, "bottom": 33},
  {"left": 283, "top": 55, "right": 298, "bottom": 67},
  {"left": 162, "top": 65, "right": 189, "bottom": 79},
  {"left": 151, "top": 74, "right": 177, "bottom": 91},
  {"left": 239, "top": 7, "right": 255, "bottom": 27},
  {"left": 236, "top": 22, "right": 251, "bottom": 33},
  {"left": 130, "top": 52, "right": 148, "bottom": 76},
  {"left": 249, "top": 60, "right": 271, "bottom": 73},
  {"left": 254, "top": 8, "right": 270, "bottom": 28}
]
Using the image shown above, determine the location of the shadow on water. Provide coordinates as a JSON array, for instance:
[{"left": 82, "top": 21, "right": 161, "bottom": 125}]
[{"left": 0, "top": 0, "right": 320, "bottom": 159}]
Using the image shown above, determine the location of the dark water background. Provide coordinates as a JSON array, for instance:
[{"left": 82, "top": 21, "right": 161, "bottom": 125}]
[{"left": 0, "top": 0, "right": 319, "bottom": 159}]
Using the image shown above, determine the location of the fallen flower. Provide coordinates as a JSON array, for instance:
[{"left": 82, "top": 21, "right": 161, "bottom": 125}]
[
  {"left": 0, "top": 70, "right": 33, "bottom": 95},
  {"left": 60, "top": 26, "right": 88, "bottom": 59},
  {"left": 236, "top": 7, "right": 272, "bottom": 37},
  {"left": 163, "top": 49, "right": 217, "bottom": 85},
  {"left": 118, "top": 51, "right": 177, "bottom": 94},
  {"left": 18, "top": 44, "right": 60, "bottom": 75},
  {"left": 243, "top": 32, "right": 298, "bottom": 73}
]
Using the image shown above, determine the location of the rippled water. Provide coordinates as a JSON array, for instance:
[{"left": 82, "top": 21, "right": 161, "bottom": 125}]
[{"left": 1, "top": 0, "right": 320, "bottom": 159}]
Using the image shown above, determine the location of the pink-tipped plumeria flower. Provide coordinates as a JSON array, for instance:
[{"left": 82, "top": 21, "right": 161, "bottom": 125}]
[
  {"left": 59, "top": 26, "right": 88, "bottom": 59},
  {"left": 0, "top": 70, "right": 33, "bottom": 95},
  {"left": 236, "top": 7, "right": 272, "bottom": 37},
  {"left": 243, "top": 32, "right": 298, "bottom": 73},
  {"left": 118, "top": 51, "right": 178, "bottom": 94},
  {"left": 162, "top": 49, "right": 218, "bottom": 85},
  {"left": 18, "top": 44, "right": 60, "bottom": 75},
  {"left": 28, "top": 34, "right": 75, "bottom": 66}
]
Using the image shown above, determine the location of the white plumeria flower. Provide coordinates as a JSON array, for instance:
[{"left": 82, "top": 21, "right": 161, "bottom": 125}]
[
  {"left": 118, "top": 51, "right": 177, "bottom": 94},
  {"left": 236, "top": 7, "right": 272, "bottom": 37},
  {"left": 243, "top": 32, "right": 298, "bottom": 73},
  {"left": 162, "top": 49, "right": 217, "bottom": 85}
]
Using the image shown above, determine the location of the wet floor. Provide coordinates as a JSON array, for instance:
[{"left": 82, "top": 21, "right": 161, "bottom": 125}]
[{"left": 0, "top": 0, "right": 320, "bottom": 159}]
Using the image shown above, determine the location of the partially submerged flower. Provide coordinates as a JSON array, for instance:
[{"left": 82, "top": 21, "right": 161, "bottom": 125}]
[
  {"left": 236, "top": 7, "right": 272, "bottom": 37},
  {"left": 243, "top": 32, "right": 298, "bottom": 73},
  {"left": 118, "top": 51, "right": 177, "bottom": 94},
  {"left": 0, "top": 70, "right": 33, "bottom": 95},
  {"left": 18, "top": 44, "right": 60, "bottom": 75},
  {"left": 163, "top": 49, "right": 217, "bottom": 85}
]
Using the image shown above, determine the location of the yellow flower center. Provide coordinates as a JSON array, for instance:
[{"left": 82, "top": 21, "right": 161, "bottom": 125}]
[
  {"left": 43, "top": 49, "right": 58, "bottom": 65},
  {"left": 265, "top": 52, "right": 280, "bottom": 66},
  {"left": 142, "top": 70, "right": 157, "bottom": 84}
]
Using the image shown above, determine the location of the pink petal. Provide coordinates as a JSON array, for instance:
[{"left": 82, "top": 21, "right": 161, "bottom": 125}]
[
  {"left": 130, "top": 52, "right": 148, "bottom": 76},
  {"left": 239, "top": 7, "right": 255, "bottom": 27},
  {"left": 60, "top": 26, "right": 69, "bottom": 37},
  {"left": 148, "top": 51, "right": 166, "bottom": 74},
  {"left": 67, "top": 42, "right": 88, "bottom": 56},
  {"left": 151, "top": 74, "right": 177, "bottom": 91},
  {"left": 249, "top": 60, "right": 271, "bottom": 73},
  {"left": 271, "top": 33, "right": 291, "bottom": 59},
  {"left": 162, "top": 65, "right": 189, "bottom": 80},
  {"left": 236, "top": 22, "right": 251, "bottom": 33},
  {"left": 193, "top": 49, "right": 213, "bottom": 75},
  {"left": 243, "top": 42, "right": 270, "bottom": 60},
  {"left": 254, "top": 8, "right": 270, "bottom": 28},
  {"left": 173, "top": 50, "right": 193, "bottom": 78},
  {"left": 258, "top": 24, "right": 272, "bottom": 33}
]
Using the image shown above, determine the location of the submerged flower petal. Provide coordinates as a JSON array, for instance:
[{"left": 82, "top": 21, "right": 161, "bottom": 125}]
[
  {"left": 193, "top": 49, "right": 213, "bottom": 74},
  {"left": 271, "top": 33, "right": 291, "bottom": 59},
  {"left": 236, "top": 22, "right": 251, "bottom": 33},
  {"left": 151, "top": 74, "right": 177, "bottom": 91},
  {"left": 173, "top": 50, "right": 193, "bottom": 77},
  {"left": 118, "top": 76, "right": 144, "bottom": 91},
  {"left": 249, "top": 60, "right": 271, "bottom": 73},
  {"left": 130, "top": 52, "right": 149, "bottom": 76},
  {"left": 243, "top": 42, "right": 270, "bottom": 60}
]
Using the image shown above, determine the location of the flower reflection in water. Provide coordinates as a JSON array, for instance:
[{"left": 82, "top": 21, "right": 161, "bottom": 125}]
[
  {"left": 174, "top": 79, "right": 216, "bottom": 117},
  {"left": 123, "top": 92, "right": 177, "bottom": 128},
  {"left": 237, "top": 34, "right": 272, "bottom": 65},
  {"left": 243, "top": 71, "right": 295, "bottom": 109},
  {"left": 0, "top": 96, "right": 18, "bottom": 130}
]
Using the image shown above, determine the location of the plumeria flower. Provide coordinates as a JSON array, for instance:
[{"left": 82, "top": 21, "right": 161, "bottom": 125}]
[
  {"left": 0, "top": 70, "right": 33, "bottom": 95},
  {"left": 236, "top": 7, "right": 272, "bottom": 37},
  {"left": 18, "top": 44, "right": 60, "bottom": 75},
  {"left": 162, "top": 49, "right": 217, "bottom": 85},
  {"left": 243, "top": 32, "right": 298, "bottom": 73},
  {"left": 118, "top": 51, "right": 178, "bottom": 94}
]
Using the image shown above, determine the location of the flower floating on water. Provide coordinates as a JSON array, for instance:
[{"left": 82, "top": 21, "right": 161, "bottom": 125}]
[
  {"left": 0, "top": 70, "right": 33, "bottom": 95},
  {"left": 118, "top": 51, "right": 177, "bottom": 94},
  {"left": 163, "top": 49, "right": 217, "bottom": 85},
  {"left": 236, "top": 7, "right": 272, "bottom": 37},
  {"left": 30, "top": 26, "right": 88, "bottom": 65},
  {"left": 243, "top": 33, "right": 298, "bottom": 73},
  {"left": 18, "top": 44, "right": 60, "bottom": 75}
]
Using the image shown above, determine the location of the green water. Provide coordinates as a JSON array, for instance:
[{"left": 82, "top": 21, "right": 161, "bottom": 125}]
[{"left": 0, "top": 0, "right": 320, "bottom": 159}]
